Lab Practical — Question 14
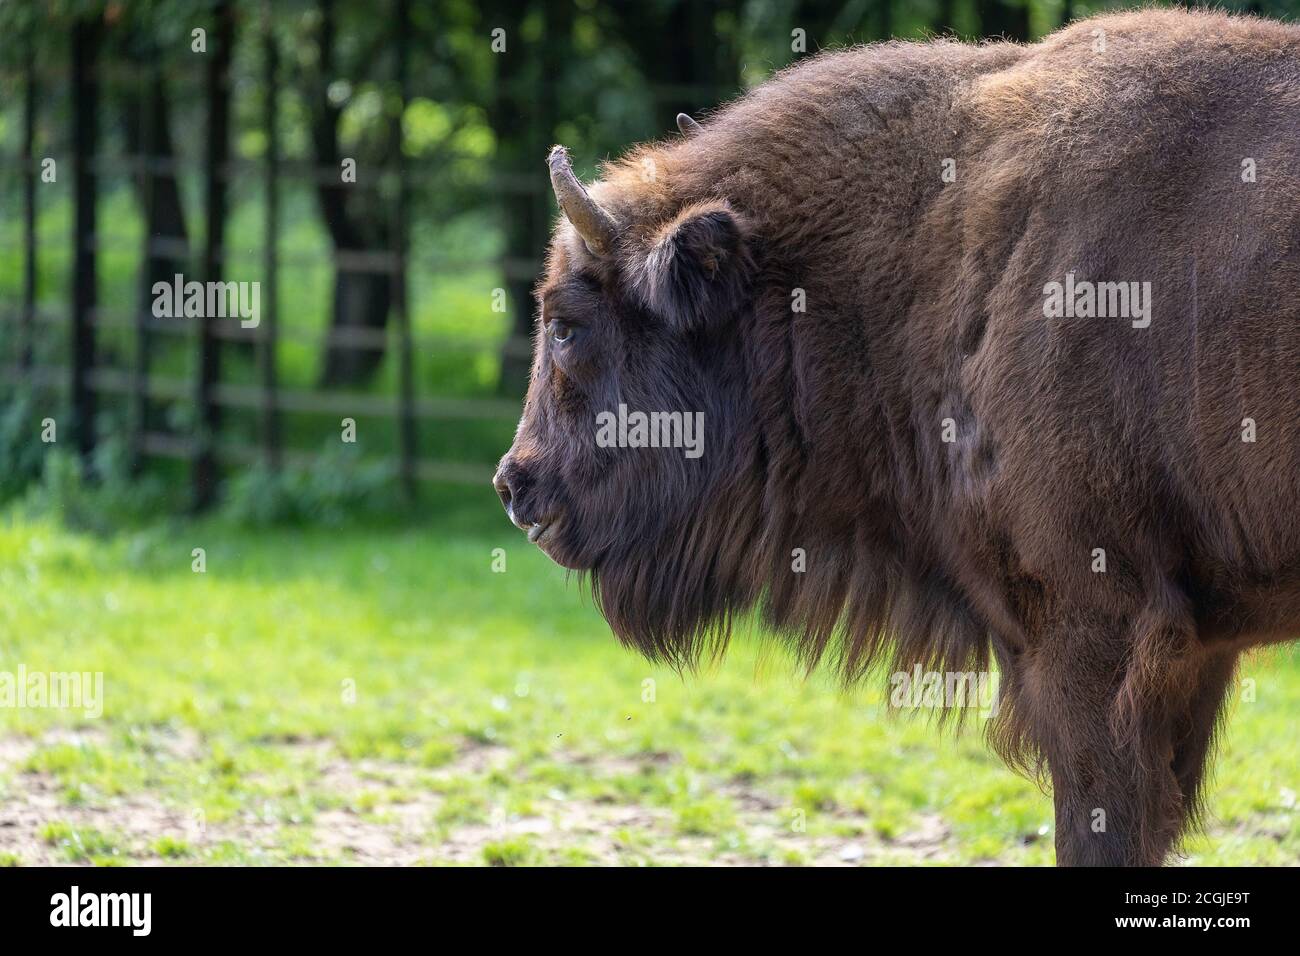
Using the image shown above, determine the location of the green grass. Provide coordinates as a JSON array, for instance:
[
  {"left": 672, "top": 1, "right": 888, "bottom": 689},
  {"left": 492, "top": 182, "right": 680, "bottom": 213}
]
[
  {"left": 40, "top": 821, "right": 124, "bottom": 865},
  {"left": 0, "top": 490, "right": 1296, "bottom": 865}
]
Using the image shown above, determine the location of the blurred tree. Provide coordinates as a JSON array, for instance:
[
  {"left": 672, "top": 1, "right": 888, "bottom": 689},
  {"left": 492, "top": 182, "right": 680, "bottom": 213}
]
[
  {"left": 978, "top": 0, "right": 1030, "bottom": 39},
  {"left": 304, "top": 0, "right": 399, "bottom": 387},
  {"left": 937, "top": 0, "right": 957, "bottom": 34},
  {"left": 122, "top": 74, "right": 188, "bottom": 314},
  {"left": 193, "top": 0, "right": 235, "bottom": 510},
  {"left": 70, "top": 7, "right": 102, "bottom": 465},
  {"left": 616, "top": 0, "right": 741, "bottom": 122},
  {"left": 115, "top": 3, "right": 193, "bottom": 318},
  {"left": 297, "top": 0, "right": 487, "bottom": 387}
]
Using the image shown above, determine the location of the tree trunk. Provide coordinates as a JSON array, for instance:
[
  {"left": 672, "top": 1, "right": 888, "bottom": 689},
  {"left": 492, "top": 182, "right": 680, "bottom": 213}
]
[
  {"left": 71, "top": 16, "right": 100, "bottom": 468},
  {"left": 194, "top": 0, "right": 234, "bottom": 510},
  {"left": 320, "top": 271, "right": 391, "bottom": 385},
  {"left": 310, "top": 0, "right": 396, "bottom": 388},
  {"left": 124, "top": 65, "right": 188, "bottom": 462},
  {"left": 123, "top": 70, "right": 189, "bottom": 297}
]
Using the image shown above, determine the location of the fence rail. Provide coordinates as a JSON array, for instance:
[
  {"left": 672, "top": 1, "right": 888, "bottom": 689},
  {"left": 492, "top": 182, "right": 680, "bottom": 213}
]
[
  {"left": 4, "top": 364, "right": 523, "bottom": 422},
  {"left": 2, "top": 306, "right": 534, "bottom": 355},
  {"left": 0, "top": 1, "right": 546, "bottom": 506}
]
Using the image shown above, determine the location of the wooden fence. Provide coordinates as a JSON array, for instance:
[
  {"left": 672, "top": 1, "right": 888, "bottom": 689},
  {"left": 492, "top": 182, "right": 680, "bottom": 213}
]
[
  {"left": 0, "top": 2, "right": 538, "bottom": 507},
  {"left": 1, "top": 3, "right": 743, "bottom": 510}
]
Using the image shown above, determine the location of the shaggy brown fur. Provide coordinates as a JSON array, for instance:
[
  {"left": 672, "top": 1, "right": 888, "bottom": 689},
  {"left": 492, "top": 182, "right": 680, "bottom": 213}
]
[{"left": 495, "top": 9, "right": 1300, "bottom": 866}]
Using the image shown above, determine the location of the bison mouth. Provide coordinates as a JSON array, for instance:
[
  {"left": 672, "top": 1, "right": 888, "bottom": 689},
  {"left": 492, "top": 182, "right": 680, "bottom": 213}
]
[{"left": 526, "top": 517, "right": 590, "bottom": 570}]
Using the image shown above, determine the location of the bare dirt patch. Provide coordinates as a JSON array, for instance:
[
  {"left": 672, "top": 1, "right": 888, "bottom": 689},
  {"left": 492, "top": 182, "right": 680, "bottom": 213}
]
[
  {"left": 0, "top": 737, "right": 195, "bottom": 865},
  {"left": 1, "top": 734, "right": 968, "bottom": 865}
]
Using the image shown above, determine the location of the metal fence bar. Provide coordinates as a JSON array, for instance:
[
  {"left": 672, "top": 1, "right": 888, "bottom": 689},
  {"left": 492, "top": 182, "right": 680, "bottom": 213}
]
[
  {"left": 131, "top": 60, "right": 157, "bottom": 475},
  {"left": 19, "top": 55, "right": 736, "bottom": 102},
  {"left": 70, "top": 19, "right": 99, "bottom": 466},
  {"left": 0, "top": 372, "right": 498, "bottom": 488},
  {"left": 21, "top": 29, "right": 36, "bottom": 373},
  {"left": 194, "top": 0, "right": 234, "bottom": 510},
  {"left": 393, "top": 0, "right": 416, "bottom": 499},
  {"left": 131, "top": 431, "right": 495, "bottom": 485},
  {"left": 63, "top": 155, "right": 547, "bottom": 193},
  {"left": 2, "top": 234, "right": 541, "bottom": 282},
  {"left": 261, "top": 7, "right": 281, "bottom": 470},
  {"left": 0, "top": 307, "right": 535, "bottom": 358},
  {"left": 0, "top": 7, "right": 563, "bottom": 494},
  {"left": 1, "top": 365, "right": 520, "bottom": 422}
]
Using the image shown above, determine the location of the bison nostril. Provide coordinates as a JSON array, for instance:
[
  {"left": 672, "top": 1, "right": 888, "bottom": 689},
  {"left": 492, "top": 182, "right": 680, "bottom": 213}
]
[
  {"left": 493, "top": 472, "right": 513, "bottom": 514},
  {"left": 494, "top": 462, "right": 537, "bottom": 531}
]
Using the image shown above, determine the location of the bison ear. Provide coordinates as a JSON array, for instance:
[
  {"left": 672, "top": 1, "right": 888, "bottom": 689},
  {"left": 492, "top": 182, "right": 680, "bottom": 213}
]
[{"left": 638, "top": 201, "right": 753, "bottom": 330}]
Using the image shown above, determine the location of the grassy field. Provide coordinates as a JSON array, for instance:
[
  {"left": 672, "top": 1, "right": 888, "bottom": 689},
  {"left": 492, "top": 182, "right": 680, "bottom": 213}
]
[{"left": 0, "top": 487, "right": 1296, "bottom": 866}]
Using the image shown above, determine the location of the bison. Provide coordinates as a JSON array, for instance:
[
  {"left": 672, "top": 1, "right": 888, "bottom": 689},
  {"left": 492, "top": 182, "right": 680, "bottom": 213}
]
[{"left": 493, "top": 8, "right": 1300, "bottom": 866}]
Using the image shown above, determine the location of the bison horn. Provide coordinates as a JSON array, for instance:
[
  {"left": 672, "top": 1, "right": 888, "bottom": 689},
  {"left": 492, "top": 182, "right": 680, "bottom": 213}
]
[
  {"left": 547, "top": 146, "right": 618, "bottom": 257},
  {"left": 676, "top": 112, "right": 702, "bottom": 136}
]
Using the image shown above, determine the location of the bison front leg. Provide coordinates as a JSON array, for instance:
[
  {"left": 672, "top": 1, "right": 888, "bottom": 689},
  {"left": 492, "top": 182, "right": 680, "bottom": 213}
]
[{"left": 1018, "top": 608, "right": 1201, "bottom": 866}]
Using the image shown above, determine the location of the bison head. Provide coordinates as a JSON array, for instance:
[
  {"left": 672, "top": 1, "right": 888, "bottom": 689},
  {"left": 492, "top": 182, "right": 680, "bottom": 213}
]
[{"left": 494, "top": 141, "right": 765, "bottom": 663}]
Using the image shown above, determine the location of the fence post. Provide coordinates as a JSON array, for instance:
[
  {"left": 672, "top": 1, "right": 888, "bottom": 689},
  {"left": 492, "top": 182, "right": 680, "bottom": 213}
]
[
  {"left": 70, "top": 18, "right": 100, "bottom": 468},
  {"left": 261, "top": 6, "right": 281, "bottom": 470},
  {"left": 22, "top": 27, "right": 37, "bottom": 373},
  {"left": 132, "top": 63, "right": 158, "bottom": 475},
  {"left": 194, "top": 0, "right": 234, "bottom": 509},
  {"left": 393, "top": 0, "right": 416, "bottom": 499}
]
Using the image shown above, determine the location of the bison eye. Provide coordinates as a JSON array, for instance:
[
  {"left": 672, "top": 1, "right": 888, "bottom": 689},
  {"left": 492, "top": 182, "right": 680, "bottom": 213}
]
[{"left": 550, "top": 321, "right": 575, "bottom": 346}]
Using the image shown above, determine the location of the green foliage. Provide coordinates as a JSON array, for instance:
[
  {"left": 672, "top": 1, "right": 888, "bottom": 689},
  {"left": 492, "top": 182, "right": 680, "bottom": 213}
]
[
  {"left": 0, "top": 400, "right": 405, "bottom": 532},
  {"left": 20, "top": 432, "right": 171, "bottom": 535},
  {"left": 150, "top": 836, "right": 194, "bottom": 859},
  {"left": 40, "top": 822, "right": 122, "bottom": 864},
  {"left": 0, "top": 386, "right": 48, "bottom": 501},
  {"left": 675, "top": 796, "right": 737, "bottom": 836},
  {"left": 220, "top": 442, "right": 399, "bottom": 528},
  {"left": 481, "top": 837, "right": 539, "bottom": 867}
]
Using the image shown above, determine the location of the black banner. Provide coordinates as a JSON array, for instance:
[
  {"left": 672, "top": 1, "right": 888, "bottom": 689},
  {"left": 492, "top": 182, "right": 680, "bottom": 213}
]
[{"left": 0, "top": 864, "right": 1284, "bottom": 942}]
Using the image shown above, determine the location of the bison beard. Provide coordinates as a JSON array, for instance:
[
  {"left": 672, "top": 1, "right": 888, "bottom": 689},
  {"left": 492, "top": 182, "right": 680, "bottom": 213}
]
[{"left": 499, "top": 9, "right": 1300, "bottom": 866}]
